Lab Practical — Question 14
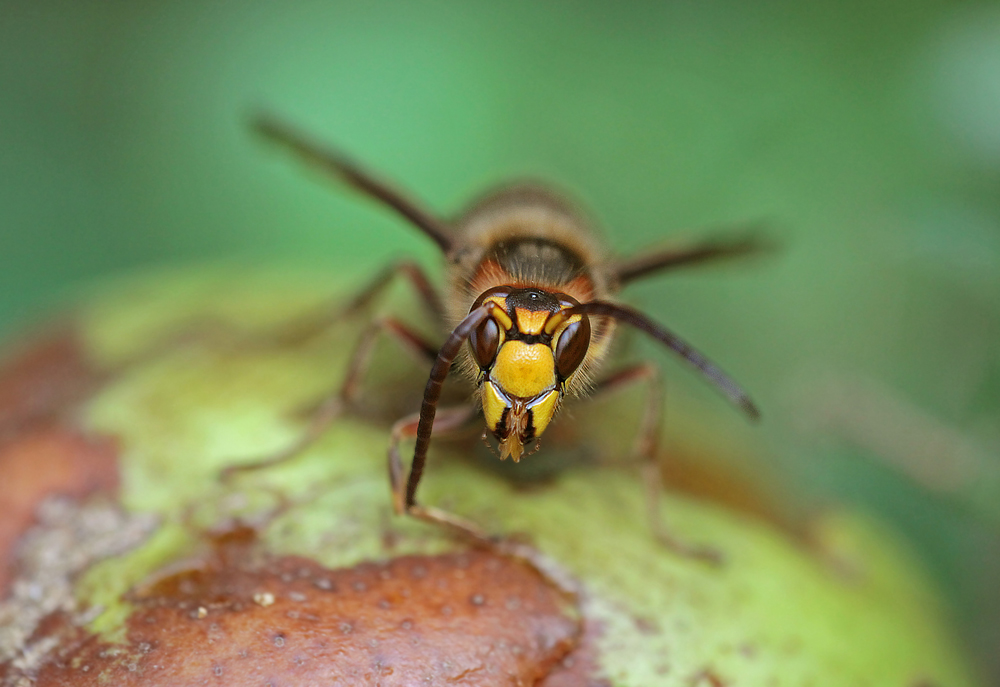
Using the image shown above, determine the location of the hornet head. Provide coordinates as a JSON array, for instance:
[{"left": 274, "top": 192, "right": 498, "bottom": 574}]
[{"left": 468, "top": 286, "right": 591, "bottom": 461}]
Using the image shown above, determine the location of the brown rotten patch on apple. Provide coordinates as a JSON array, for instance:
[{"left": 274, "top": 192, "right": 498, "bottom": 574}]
[
  {"left": 0, "top": 431, "right": 121, "bottom": 596},
  {"left": 0, "top": 326, "right": 107, "bottom": 445},
  {"left": 32, "top": 533, "right": 585, "bottom": 687},
  {"left": 3, "top": 496, "right": 595, "bottom": 686},
  {"left": 0, "top": 326, "right": 124, "bottom": 596}
]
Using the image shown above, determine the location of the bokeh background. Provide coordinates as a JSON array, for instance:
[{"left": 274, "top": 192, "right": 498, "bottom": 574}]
[{"left": 2, "top": 1, "right": 999, "bottom": 681}]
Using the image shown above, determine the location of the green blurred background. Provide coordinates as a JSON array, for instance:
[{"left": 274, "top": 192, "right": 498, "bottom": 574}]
[{"left": 2, "top": 0, "right": 999, "bottom": 680}]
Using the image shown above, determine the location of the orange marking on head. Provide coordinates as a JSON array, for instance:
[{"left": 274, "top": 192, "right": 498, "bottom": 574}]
[
  {"left": 562, "top": 274, "right": 595, "bottom": 303},
  {"left": 468, "top": 260, "right": 514, "bottom": 298},
  {"left": 514, "top": 308, "right": 550, "bottom": 336}
]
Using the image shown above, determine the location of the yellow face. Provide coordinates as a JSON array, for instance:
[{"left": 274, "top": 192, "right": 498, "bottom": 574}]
[{"left": 468, "top": 287, "right": 591, "bottom": 462}]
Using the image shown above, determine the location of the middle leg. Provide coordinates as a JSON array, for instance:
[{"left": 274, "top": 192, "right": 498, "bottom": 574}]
[
  {"left": 222, "top": 316, "right": 439, "bottom": 480},
  {"left": 591, "top": 362, "right": 722, "bottom": 564}
]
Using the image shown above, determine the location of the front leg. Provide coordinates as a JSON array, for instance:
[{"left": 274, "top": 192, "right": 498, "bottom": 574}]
[
  {"left": 592, "top": 363, "right": 722, "bottom": 565},
  {"left": 386, "top": 405, "right": 490, "bottom": 541},
  {"left": 387, "top": 403, "right": 581, "bottom": 598},
  {"left": 385, "top": 304, "right": 505, "bottom": 542}
]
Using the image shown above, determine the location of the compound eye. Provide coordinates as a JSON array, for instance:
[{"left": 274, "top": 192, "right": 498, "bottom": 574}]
[
  {"left": 554, "top": 316, "right": 591, "bottom": 380},
  {"left": 470, "top": 316, "right": 501, "bottom": 369}
]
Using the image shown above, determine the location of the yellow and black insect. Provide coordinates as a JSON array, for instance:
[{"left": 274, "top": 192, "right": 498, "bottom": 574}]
[{"left": 251, "top": 116, "right": 761, "bottom": 558}]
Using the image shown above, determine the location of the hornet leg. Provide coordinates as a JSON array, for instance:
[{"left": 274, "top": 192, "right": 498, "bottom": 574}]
[
  {"left": 222, "top": 316, "right": 438, "bottom": 480},
  {"left": 592, "top": 363, "right": 722, "bottom": 565}
]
